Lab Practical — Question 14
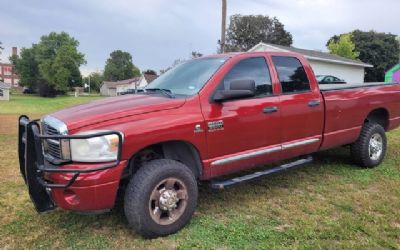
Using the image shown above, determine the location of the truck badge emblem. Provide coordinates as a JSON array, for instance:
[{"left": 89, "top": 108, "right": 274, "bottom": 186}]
[
  {"left": 208, "top": 120, "right": 224, "bottom": 131},
  {"left": 194, "top": 124, "right": 203, "bottom": 133}
]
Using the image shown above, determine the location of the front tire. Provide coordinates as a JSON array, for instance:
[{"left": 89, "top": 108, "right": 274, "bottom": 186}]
[
  {"left": 351, "top": 122, "right": 387, "bottom": 168},
  {"left": 124, "top": 159, "right": 198, "bottom": 238}
]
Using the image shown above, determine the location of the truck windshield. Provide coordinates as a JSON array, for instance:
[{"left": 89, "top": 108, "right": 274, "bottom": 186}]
[{"left": 145, "top": 57, "right": 228, "bottom": 96}]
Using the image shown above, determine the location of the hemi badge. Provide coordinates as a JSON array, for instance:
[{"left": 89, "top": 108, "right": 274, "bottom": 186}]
[{"left": 208, "top": 120, "right": 224, "bottom": 131}]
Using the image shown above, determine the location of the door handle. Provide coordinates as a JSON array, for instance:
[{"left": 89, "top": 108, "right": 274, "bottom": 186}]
[
  {"left": 308, "top": 100, "right": 321, "bottom": 107},
  {"left": 263, "top": 106, "right": 278, "bottom": 113}
]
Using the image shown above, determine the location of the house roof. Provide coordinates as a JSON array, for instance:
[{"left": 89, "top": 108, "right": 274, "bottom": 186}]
[
  {"left": 0, "top": 81, "right": 11, "bottom": 89},
  {"left": 102, "top": 77, "right": 141, "bottom": 89},
  {"left": 143, "top": 73, "right": 158, "bottom": 84},
  {"left": 249, "top": 42, "right": 373, "bottom": 68}
]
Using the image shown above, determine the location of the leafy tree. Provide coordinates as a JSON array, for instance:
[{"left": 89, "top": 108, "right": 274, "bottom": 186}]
[
  {"left": 11, "top": 32, "right": 85, "bottom": 95},
  {"left": 10, "top": 46, "right": 41, "bottom": 89},
  {"left": 104, "top": 50, "right": 140, "bottom": 81},
  {"left": 143, "top": 69, "right": 157, "bottom": 75},
  {"left": 397, "top": 36, "right": 400, "bottom": 62},
  {"left": 225, "top": 15, "right": 293, "bottom": 52},
  {"left": 36, "top": 32, "right": 85, "bottom": 92},
  {"left": 328, "top": 30, "right": 400, "bottom": 82},
  {"left": 132, "top": 66, "right": 141, "bottom": 77},
  {"left": 327, "top": 33, "right": 359, "bottom": 60},
  {"left": 0, "top": 41, "right": 3, "bottom": 55},
  {"left": 83, "top": 72, "right": 103, "bottom": 92},
  {"left": 191, "top": 51, "right": 203, "bottom": 58}
]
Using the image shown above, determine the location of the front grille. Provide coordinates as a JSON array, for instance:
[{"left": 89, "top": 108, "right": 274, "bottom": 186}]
[
  {"left": 43, "top": 123, "right": 59, "bottom": 135},
  {"left": 42, "top": 123, "right": 62, "bottom": 160}
]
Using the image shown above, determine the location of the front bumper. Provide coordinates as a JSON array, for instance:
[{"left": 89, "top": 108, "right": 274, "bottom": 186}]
[{"left": 18, "top": 115, "right": 125, "bottom": 213}]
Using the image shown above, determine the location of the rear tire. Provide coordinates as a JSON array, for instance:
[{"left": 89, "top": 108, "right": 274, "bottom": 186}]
[
  {"left": 351, "top": 122, "right": 387, "bottom": 168},
  {"left": 124, "top": 159, "right": 198, "bottom": 238}
]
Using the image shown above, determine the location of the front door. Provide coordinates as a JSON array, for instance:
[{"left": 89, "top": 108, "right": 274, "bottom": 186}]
[{"left": 202, "top": 56, "right": 282, "bottom": 177}]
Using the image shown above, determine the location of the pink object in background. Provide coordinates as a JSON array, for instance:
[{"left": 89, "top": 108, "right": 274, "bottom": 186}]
[{"left": 393, "top": 71, "right": 400, "bottom": 83}]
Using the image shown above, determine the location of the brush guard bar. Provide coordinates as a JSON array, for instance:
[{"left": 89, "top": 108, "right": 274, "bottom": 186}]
[{"left": 18, "top": 115, "right": 123, "bottom": 213}]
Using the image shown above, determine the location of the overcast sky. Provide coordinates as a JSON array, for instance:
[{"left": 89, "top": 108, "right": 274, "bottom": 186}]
[{"left": 0, "top": 0, "right": 399, "bottom": 75}]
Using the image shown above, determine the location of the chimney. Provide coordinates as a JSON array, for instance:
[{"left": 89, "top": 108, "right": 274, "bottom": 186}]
[{"left": 12, "top": 47, "right": 17, "bottom": 56}]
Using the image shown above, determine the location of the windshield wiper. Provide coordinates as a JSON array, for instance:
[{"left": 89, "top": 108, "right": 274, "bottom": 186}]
[{"left": 144, "top": 88, "right": 176, "bottom": 98}]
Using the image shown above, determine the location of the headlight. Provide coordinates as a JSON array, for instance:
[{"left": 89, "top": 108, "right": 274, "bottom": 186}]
[{"left": 69, "top": 130, "right": 123, "bottom": 162}]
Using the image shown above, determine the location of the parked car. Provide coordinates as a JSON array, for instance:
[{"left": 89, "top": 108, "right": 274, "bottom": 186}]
[
  {"left": 18, "top": 51, "right": 400, "bottom": 238},
  {"left": 120, "top": 89, "right": 144, "bottom": 95},
  {"left": 22, "top": 87, "right": 35, "bottom": 94},
  {"left": 316, "top": 75, "right": 346, "bottom": 84}
]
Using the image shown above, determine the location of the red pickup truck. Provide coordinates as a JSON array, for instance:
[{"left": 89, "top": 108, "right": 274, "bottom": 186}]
[{"left": 18, "top": 51, "right": 400, "bottom": 238}]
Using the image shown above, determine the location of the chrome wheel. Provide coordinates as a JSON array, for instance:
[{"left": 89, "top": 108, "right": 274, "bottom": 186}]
[
  {"left": 369, "top": 133, "right": 383, "bottom": 161},
  {"left": 149, "top": 178, "right": 188, "bottom": 226}
]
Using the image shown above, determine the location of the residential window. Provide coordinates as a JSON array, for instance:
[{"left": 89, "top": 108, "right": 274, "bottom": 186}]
[
  {"left": 222, "top": 57, "right": 273, "bottom": 96},
  {"left": 272, "top": 56, "right": 310, "bottom": 93},
  {"left": 0, "top": 89, "right": 3, "bottom": 97}
]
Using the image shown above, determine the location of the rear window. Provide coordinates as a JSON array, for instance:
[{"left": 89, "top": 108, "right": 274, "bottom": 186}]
[{"left": 272, "top": 56, "right": 310, "bottom": 94}]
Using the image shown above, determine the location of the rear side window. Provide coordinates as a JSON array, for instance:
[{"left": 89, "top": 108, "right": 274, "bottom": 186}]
[
  {"left": 272, "top": 56, "right": 310, "bottom": 93},
  {"left": 222, "top": 57, "right": 272, "bottom": 96}
]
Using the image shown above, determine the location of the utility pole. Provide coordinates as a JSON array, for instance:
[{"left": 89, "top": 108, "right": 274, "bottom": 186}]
[{"left": 220, "top": 0, "right": 227, "bottom": 53}]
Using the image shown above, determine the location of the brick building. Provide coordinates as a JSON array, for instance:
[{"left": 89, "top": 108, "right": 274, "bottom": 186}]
[{"left": 0, "top": 47, "right": 20, "bottom": 88}]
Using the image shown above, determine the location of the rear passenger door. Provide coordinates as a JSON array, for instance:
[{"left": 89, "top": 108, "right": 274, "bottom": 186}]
[{"left": 271, "top": 56, "right": 324, "bottom": 158}]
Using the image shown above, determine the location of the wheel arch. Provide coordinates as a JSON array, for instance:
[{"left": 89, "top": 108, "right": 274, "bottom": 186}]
[
  {"left": 124, "top": 140, "right": 203, "bottom": 179},
  {"left": 365, "top": 108, "right": 389, "bottom": 131}
]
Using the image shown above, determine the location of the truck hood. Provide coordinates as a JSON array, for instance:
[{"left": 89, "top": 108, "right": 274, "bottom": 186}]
[{"left": 51, "top": 94, "right": 186, "bottom": 131}]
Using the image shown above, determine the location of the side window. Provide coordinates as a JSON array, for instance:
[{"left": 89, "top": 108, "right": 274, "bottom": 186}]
[
  {"left": 272, "top": 56, "right": 310, "bottom": 94},
  {"left": 222, "top": 57, "right": 272, "bottom": 96}
]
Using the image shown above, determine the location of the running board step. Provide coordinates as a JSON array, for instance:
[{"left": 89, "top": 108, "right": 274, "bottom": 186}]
[{"left": 210, "top": 156, "right": 313, "bottom": 189}]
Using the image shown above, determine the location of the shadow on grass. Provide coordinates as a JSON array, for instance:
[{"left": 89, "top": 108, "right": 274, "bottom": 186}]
[{"left": 20, "top": 146, "right": 374, "bottom": 241}]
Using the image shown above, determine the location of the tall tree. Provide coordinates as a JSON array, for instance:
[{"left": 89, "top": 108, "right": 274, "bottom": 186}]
[
  {"left": 10, "top": 32, "right": 85, "bottom": 95},
  {"left": 36, "top": 32, "right": 85, "bottom": 92},
  {"left": 143, "top": 69, "right": 157, "bottom": 75},
  {"left": 225, "top": 15, "right": 293, "bottom": 52},
  {"left": 397, "top": 36, "right": 400, "bottom": 62},
  {"left": 327, "top": 33, "right": 359, "bottom": 60},
  {"left": 0, "top": 41, "right": 3, "bottom": 55},
  {"left": 327, "top": 30, "right": 400, "bottom": 82},
  {"left": 104, "top": 50, "right": 140, "bottom": 81},
  {"left": 191, "top": 51, "right": 203, "bottom": 58},
  {"left": 10, "top": 46, "right": 41, "bottom": 89}
]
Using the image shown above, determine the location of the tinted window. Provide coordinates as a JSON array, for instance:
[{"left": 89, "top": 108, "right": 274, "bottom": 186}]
[
  {"left": 272, "top": 56, "right": 310, "bottom": 93},
  {"left": 222, "top": 57, "right": 272, "bottom": 96}
]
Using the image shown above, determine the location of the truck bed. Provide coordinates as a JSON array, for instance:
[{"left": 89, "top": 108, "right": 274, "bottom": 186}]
[
  {"left": 319, "top": 81, "right": 400, "bottom": 151},
  {"left": 319, "top": 82, "right": 398, "bottom": 91}
]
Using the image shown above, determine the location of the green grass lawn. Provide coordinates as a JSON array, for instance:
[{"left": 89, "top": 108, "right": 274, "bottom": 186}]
[
  {"left": 0, "top": 94, "right": 103, "bottom": 114},
  {"left": 0, "top": 95, "right": 399, "bottom": 249}
]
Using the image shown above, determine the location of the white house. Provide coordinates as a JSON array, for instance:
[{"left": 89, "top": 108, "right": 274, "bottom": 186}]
[
  {"left": 248, "top": 42, "right": 373, "bottom": 83},
  {"left": 0, "top": 81, "right": 11, "bottom": 101},
  {"left": 100, "top": 73, "right": 158, "bottom": 96}
]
